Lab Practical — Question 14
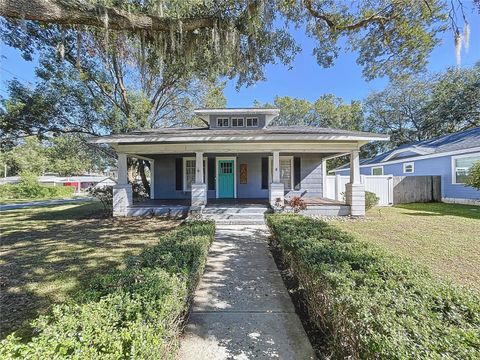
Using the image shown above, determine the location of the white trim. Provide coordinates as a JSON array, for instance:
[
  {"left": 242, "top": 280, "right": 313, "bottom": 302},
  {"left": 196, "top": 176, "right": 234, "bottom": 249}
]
[
  {"left": 183, "top": 157, "right": 207, "bottom": 191},
  {"left": 371, "top": 166, "right": 384, "bottom": 175},
  {"left": 332, "top": 147, "right": 480, "bottom": 173},
  {"left": 231, "top": 117, "right": 245, "bottom": 127},
  {"left": 91, "top": 133, "right": 389, "bottom": 144},
  {"left": 116, "top": 142, "right": 363, "bottom": 155},
  {"left": 403, "top": 162, "right": 415, "bottom": 174},
  {"left": 215, "top": 157, "right": 237, "bottom": 198},
  {"left": 383, "top": 147, "right": 432, "bottom": 162},
  {"left": 150, "top": 159, "right": 155, "bottom": 199},
  {"left": 451, "top": 152, "right": 480, "bottom": 185},
  {"left": 268, "top": 155, "right": 294, "bottom": 191}
]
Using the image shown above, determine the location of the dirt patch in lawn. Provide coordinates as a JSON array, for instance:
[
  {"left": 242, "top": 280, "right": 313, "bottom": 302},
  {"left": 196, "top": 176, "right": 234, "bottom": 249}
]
[{"left": 0, "top": 202, "right": 179, "bottom": 339}]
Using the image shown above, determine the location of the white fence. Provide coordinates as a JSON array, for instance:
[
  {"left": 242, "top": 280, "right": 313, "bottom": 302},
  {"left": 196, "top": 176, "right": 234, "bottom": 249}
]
[{"left": 325, "top": 175, "right": 393, "bottom": 206}]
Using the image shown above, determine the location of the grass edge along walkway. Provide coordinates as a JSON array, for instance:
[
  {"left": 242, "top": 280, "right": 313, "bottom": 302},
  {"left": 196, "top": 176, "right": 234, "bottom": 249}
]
[
  {"left": 266, "top": 214, "right": 480, "bottom": 360},
  {"left": 0, "top": 220, "right": 216, "bottom": 359}
]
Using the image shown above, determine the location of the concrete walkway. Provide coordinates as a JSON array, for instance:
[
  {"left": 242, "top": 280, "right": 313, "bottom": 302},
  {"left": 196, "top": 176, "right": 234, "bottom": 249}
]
[{"left": 178, "top": 225, "right": 315, "bottom": 360}]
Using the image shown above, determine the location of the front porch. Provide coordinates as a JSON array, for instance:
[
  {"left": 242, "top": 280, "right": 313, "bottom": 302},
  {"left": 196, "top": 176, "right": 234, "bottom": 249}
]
[{"left": 113, "top": 149, "right": 366, "bottom": 217}]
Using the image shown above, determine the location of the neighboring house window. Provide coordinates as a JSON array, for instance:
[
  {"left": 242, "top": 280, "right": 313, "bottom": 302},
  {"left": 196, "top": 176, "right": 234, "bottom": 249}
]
[
  {"left": 216, "top": 118, "right": 229, "bottom": 127},
  {"left": 269, "top": 156, "right": 293, "bottom": 190},
  {"left": 371, "top": 166, "right": 383, "bottom": 175},
  {"left": 403, "top": 162, "right": 414, "bottom": 173},
  {"left": 231, "top": 117, "right": 244, "bottom": 127},
  {"left": 183, "top": 157, "right": 207, "bottom": 191},
  {"left": 452, "top": 154, "right": 480, "bottom": 184},
  {"left": 246, "top": 117, "right": 258, "bottom": 127}
]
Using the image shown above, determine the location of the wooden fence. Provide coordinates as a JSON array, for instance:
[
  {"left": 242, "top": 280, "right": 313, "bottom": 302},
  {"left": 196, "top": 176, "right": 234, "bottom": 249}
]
[{"left": 325, "top": 175, "right": 441, "bottom": 206}]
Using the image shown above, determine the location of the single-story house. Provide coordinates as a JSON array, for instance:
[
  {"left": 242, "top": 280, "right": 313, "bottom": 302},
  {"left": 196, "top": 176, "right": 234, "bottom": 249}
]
[
  {"left": 0, "top": 175, "right": 116, "bottom": 192},
  {"left": 90, "top": 108, "right": 389, "bottom": 216},
  {"left": 331, "top": 127, "right": 480, "bottom": 205}
]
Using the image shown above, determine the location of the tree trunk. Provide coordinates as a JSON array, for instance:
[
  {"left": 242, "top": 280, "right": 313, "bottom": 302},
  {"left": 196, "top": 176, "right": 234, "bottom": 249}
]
[
  {"left": 0, "top": 0, "right": 220, "bottom": 32},
  {"left": 138, "top": 160, "right": 151, "bottom": 197}
]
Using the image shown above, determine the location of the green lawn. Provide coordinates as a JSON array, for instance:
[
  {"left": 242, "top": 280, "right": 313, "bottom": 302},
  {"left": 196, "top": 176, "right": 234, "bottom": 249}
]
[
  {"left": 332, "top": 203, "right": 480, "bottom": 291},
  {"left": 0, "top": 202, "right": 178, "bottom": 339}
]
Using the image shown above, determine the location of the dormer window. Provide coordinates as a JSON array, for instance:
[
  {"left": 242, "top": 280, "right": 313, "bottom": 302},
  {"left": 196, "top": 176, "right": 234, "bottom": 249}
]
[
  {"left": 231, "top": 117, "right": 244, "bottom": 127},
  {"left": 246, "top": 117, "right": 258, "bottom": 127},
  {"left": 217, "top": 118, "right": 229, "bottom": 127}
]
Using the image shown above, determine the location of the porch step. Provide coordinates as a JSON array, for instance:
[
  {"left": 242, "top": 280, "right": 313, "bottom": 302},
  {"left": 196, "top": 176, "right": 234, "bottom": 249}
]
[{"left": 201, "top": 205, "right": 270, "bottom": 225}]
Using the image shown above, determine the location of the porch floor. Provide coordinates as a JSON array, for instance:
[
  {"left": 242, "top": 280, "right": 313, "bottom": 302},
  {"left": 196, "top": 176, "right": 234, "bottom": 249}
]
[{"left": 131, "top": 197, "right": 345, "bottom": 207}]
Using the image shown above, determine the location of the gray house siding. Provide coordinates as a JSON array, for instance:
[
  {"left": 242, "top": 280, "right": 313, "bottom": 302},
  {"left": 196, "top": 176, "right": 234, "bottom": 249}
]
[{"left": 152, "top": 153, "right": 324, "bottom": 199}]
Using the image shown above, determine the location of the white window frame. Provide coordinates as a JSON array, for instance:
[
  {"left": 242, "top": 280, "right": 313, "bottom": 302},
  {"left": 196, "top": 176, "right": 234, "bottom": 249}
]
[
  {"left": 231, "top": 117, "right": 245, "bottom": 127},
  {"left": 216, "top": 117, "right": 229, "bottom": 127},
  {"left": 268, "top": 155, "right": 294, "bottom": 191},
  {"left": 403, "top": 162, "right": 414, "bottom": 174},
  {"left": 371, "top": 166, "right": 384, "bottom": 176},
  {"left": 246, "top": 117, "right": 259, "bottom": 127},
  {"left": 451, "top": 152, "right": 480, "bottom": 185},
  {"left": 215, "top": 156, "right": 237, "bottom": 198},
  {"left": 183, "top": 157, "right": 207, "bottom": 191}
]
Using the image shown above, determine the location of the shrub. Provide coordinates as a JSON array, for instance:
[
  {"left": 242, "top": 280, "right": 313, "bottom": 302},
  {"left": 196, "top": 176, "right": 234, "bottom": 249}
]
[
  {"left": 288, "top": 196, "right": 307, "bottom": 213},
  {"left": 365, "top": 190, "right": 379, "bottom": 210},
  {"left": 465, "top": 160, "right": 480, "bottom": 190},
  {"left": 0, "top": 220, "right": 216, "bottom": 359},
  {"left": 266, "top": 214, "right": 480, "bottom": 359},
  {"left": 0, "top": 173, "right": 75, "bottom": 200},
  {"left": 88, "top": 186, "right": 113, "bottom": 216}
]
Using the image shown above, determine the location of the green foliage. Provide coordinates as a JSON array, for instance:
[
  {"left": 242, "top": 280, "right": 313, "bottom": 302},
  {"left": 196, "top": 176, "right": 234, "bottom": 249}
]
[
  {"left": 0, "top": 220, "right": 216, "bottom": 359},
  {"left": 266, "top": 214, "right": 480, "bottom": 359},
  {"left": 88, "top": 186, "right": 113, "bottom": 216},
  {"left": 47, "top": 135, "right": 94, "bottom": 176},
  {"left": 465, "top": 161, "right": 480, "bottom": 190},
  {"left": 0, "top": 173, "right": 75, "bottom": 200},
  {"left": 365, "top": 191, "right": 379, "bottom": 210},
  {"left": 364, "top": 63, "right": 480, "bottom": 149}
]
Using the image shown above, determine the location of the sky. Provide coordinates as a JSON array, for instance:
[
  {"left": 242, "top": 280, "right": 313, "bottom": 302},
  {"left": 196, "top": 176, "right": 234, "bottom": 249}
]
[{"left": 1, "top": 8, "right": 479, "bottom": 106}]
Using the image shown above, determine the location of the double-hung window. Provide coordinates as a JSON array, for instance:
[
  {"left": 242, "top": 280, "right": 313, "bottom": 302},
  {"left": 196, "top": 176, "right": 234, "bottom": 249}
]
[
  {"left": 269, "top": 156, "right": 293, "bottom": 190},
  {"left": 452, "top": 154, "right": 480, "bottom": 184},
  {"left": 216, "top": 118, "right": 229, "bottom": 127},
  {"left": 183, "top": 157, "right": 207, "bottom": 191},
  {"left": 246, "top": 117, "right": 258, "bottom": 127},
  {"left": 231, "top": 117, "right": 244, "bottom": 127}
]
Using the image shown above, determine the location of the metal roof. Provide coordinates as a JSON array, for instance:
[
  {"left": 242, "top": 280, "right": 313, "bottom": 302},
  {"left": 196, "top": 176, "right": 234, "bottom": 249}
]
[{"left": 89, "top": 125, "right": 389, "bottom": 144}]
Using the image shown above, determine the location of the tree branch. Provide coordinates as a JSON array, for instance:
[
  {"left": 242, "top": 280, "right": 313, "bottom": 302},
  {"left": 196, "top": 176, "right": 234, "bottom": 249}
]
[{"left": 0, "top": 0, "right": 222, "bottom": 32}]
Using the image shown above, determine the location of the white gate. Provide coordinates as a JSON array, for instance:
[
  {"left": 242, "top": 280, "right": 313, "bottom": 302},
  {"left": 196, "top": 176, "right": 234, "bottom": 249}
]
[{"left": 325, "top": 175, "right": 393, "bottom": 206}]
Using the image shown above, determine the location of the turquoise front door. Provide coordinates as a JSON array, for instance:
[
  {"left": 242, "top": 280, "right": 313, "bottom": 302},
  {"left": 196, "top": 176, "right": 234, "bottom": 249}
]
[{"left": 218, "top": 160, "right": 235, "bottom": 198}]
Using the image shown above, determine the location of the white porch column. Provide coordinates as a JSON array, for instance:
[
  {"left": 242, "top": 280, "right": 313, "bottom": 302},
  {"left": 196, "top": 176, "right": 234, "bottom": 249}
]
[
  {"left": 191, "top": 152, "right": 207, "bottom": 208},
  {"left": 272, "top": 151, "right": 280, "bottom": 183},
  {"left": 269, "top": 151, "right": 284, "bottom": 208},
  {"left": 345, "top": 150, "right": 365, "bottom": 216},
  {"left": 195, "top": 151, "right": 204, "bottom": 184},
  {"left": 113, "top": 153, "right": 132, "bottom": 217},
  {"left": 150, "top": 159, "right": 155, "bottom": 199}
]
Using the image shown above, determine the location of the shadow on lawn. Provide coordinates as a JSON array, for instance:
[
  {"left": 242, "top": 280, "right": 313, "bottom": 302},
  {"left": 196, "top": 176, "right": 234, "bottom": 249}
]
[
  {"left": 0, "top": 203, "right": 176, "bottom": 340},
  {"left": 395, "top": 202, "right": 480, "bottom": 220}
]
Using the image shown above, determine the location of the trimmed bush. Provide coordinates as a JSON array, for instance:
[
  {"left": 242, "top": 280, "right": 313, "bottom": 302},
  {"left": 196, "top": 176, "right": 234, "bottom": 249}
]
[
  {"left": 365, "top": 190, "right": 379, "bottom": 210},
  {"left": 266, "top": 214, "right": 480, "bottom": 359},
  {"left": 0, "top": 220, "right": 216, "bottom": 359}
]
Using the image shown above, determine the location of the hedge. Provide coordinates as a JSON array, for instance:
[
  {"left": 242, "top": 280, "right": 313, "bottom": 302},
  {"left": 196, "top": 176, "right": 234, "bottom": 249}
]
[
  {"left": 0, "top": 220, "right": 216, "bottom": 359},
  {"left": 266, "top": 214, "right": 480, "bottom": 359},
  {"left": 0, "top": 182, "right": 75, "bottom": 200}
]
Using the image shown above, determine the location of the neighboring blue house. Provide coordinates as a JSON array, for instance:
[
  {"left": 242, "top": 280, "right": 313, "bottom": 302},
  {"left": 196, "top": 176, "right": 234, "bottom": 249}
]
[{"left": 332, "top": 127, "right": 480, "bottom": 205}]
